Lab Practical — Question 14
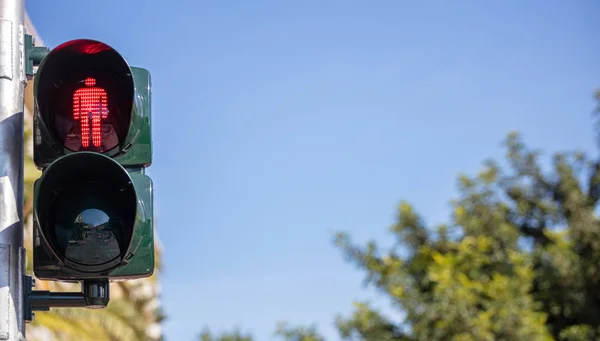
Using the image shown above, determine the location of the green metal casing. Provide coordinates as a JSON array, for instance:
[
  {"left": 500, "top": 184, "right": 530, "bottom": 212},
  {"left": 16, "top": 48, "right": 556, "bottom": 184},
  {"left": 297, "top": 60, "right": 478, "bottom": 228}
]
[
  {"left": 32, "top": 39, "right": 155, "bottom": 282},
  {"left": 117, "top": 67, "right": 152, "bottom": 167}
]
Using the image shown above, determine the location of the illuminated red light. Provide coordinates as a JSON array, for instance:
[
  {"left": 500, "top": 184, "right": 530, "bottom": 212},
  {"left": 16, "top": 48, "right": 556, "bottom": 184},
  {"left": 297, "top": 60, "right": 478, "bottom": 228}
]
[
  {"left": 72, "top": 77, "right": 108, "bottom": 148},
  {"left": 57, "top": 40, "right": 112, "bottom": 55}
]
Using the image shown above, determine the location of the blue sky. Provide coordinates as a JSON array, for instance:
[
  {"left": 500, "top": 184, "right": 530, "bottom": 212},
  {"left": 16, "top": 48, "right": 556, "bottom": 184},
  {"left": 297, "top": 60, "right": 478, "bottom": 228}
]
[{"left": 27, "top": 1, "right": 600, "bottom": 340}]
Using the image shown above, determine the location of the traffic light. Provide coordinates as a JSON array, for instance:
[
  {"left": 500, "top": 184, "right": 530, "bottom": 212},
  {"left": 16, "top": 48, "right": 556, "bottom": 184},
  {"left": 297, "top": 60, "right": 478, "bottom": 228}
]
[{"left": 32, "top": 39, "right": 154, "bottom": 282}]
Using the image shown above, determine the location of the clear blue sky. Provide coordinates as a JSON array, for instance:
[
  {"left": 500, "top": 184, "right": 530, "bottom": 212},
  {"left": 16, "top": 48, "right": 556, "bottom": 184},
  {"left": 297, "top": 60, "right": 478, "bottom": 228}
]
[{"left": 27, "top": 1, "right": 600, "bottom": 340}]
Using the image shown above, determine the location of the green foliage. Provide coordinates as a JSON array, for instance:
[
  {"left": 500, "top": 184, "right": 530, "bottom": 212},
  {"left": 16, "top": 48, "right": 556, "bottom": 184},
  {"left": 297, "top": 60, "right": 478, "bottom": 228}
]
[
  {"left": 197, "top": 328, "right": 253, "bottom": 341},
  {"left": 326, "top": 131, "right": 600, "bottom": 340},
  {"left": 275, "top": 322, "right": 325, "bottom": 341},
  {"left": 198, "top": 324, "right": 325, "bottom": 341}
]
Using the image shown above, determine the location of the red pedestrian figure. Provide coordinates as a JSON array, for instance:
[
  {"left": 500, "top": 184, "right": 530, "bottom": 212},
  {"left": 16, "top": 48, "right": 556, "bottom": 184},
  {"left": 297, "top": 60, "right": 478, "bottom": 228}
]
[{"left": 72, "top": 77, "right": 109, "bottom": 148}]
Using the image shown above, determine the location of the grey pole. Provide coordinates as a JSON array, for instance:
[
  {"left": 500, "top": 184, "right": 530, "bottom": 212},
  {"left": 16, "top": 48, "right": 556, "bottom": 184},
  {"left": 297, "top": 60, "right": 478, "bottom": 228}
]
[{"left": 0, "top": 0, "right": 26, "bottom": 339}]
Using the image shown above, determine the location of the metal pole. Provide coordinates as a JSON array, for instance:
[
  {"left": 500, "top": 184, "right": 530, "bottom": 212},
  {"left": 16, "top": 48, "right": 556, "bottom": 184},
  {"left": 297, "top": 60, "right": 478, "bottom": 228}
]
[{"left": 0, "top": 0, "right": 25, "bottom": 339}]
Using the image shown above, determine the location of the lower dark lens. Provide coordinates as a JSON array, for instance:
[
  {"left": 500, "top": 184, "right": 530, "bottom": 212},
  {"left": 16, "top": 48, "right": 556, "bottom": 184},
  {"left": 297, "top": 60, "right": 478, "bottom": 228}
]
[
  {"left": 49, "top": 182, "right": 127, "bottom": 266},
  {"left": 36, "top": 152, "right": 137, "bottom": 271}
]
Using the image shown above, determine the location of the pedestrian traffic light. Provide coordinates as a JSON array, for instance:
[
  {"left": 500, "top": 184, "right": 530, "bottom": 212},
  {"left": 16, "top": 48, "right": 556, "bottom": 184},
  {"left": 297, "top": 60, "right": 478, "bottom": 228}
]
[{"left": 31, "top": 39, "right": 154, "bottom": 282}]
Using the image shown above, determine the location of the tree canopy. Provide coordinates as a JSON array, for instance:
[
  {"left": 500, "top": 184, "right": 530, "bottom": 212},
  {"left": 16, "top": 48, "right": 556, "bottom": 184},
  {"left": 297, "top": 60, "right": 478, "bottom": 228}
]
[{"left": 200, "top": 111, "right": 600, "bottom": 341}]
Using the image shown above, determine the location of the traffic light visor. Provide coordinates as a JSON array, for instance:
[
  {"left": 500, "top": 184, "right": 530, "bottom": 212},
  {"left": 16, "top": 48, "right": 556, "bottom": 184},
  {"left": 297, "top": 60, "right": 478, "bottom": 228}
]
[
  {"left": 35, "top": 39, "right": 134, "bottom": 154},
  {"left": 35, "top": 152, "right": 137, "bottom": 273}
]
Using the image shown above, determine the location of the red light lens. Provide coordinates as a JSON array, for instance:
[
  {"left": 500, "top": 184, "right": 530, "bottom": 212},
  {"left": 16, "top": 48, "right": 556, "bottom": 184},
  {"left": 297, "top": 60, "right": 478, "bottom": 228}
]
[{"left": 35, "top": 39, "right": 134, "bottom": 154}]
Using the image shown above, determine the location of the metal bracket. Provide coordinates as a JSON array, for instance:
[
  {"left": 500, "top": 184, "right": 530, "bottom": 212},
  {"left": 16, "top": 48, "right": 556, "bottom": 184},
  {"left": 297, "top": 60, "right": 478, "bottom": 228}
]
[
  {"left": 24, "top": 276, "right": 110, "bottom": 323},
  {"left": 23, "top": 34, "right": 48, "bottom": 79}
]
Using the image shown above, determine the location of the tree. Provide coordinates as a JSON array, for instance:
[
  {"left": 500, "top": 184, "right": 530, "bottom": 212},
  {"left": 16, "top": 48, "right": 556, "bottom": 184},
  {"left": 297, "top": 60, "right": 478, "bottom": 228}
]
[
  {"left": 197, "top": 328, "right": 253, "bottom": 341},
  {"left": 196, "top": 323, "right": 323, "bottom": 341},
  {"left": 201, "top": 117, "right": 600, "bottom": 340},
  {"left": 326, "top": 129, "right": 600, "bottom": 341}
]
